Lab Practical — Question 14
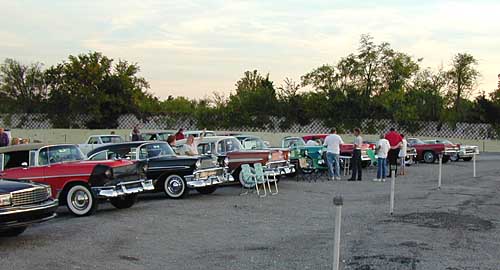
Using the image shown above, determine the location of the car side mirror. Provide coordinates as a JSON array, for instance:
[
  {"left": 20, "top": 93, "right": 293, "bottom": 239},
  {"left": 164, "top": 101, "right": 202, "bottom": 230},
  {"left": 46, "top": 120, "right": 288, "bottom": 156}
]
[{"left": 21, "top": 162, "right": 28, "bottom": 169}]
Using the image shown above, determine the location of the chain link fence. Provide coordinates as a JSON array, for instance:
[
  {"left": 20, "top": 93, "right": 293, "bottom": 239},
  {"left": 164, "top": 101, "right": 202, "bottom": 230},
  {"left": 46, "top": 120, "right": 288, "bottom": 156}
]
[{"left": 0, "top": 113, "right": 497, "bottom": 140}]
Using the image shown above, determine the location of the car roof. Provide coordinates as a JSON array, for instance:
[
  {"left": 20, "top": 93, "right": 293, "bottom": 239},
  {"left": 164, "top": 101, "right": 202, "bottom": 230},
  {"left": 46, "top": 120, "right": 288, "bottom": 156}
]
[
  {"left": 88, "top": 141, "right": 167, "bottom": 154},
  {"left": 234, "top": 135, "right": 260, "bottom": 139},
  {"left": 0, "top": 143, "right": 47, "bottom": 153},
  {"left": 90, "top": 134, "right": 122, "bottom": 137},
  {"left": 142, "top": 130, "right": 175, "bottom": 134}
]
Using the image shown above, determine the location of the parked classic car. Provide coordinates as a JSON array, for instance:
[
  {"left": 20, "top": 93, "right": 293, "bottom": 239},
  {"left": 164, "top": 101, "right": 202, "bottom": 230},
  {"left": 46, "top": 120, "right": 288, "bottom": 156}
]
[
  {"left": 407, "top": 138, "right": 460, "bottom": 163},
  {"left": 423, "top": 139, "right": 479, "bottom": 162},
  {"left": 282, "top": 135, "right": 373, "bottom": 173},
  {"left": 178, "top": 136, "right": 295, "bottom": 185},
  {"left": 0, "top": 144, "right": 153, "bottom": 216},
  {"left": 0, "top": 178, "right": 58, "bottom": 237},
  {"left": 78, "top": 134, "right": 125, "bottom": 155},
  {"left": 87, "top": 141, "right": 232, "bottom": 198}
]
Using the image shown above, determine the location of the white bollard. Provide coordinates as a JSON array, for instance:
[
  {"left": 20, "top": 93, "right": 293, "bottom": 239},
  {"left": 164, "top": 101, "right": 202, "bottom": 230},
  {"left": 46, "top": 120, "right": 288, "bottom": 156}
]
[
  {"left": 390, "top": 170, "right": 395, "bottom": 215},
  {"left": 473, "top": 154, "right": 477, "bottom": 178},
  {"left": 438, "top": 154, "right": 442, "bottom": 189},
  {"left": 333, "top": 196, "right": 343, "bottom": 270}
]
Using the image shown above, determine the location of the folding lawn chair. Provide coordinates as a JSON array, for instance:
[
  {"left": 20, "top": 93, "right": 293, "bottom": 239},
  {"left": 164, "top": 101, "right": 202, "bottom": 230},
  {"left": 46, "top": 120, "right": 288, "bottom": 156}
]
[
  {"left": 240, "top": 164, "right": 267, "bottom": 197},
  {"left": 254, "top": 163, "right": 278, "bottom": 195}
]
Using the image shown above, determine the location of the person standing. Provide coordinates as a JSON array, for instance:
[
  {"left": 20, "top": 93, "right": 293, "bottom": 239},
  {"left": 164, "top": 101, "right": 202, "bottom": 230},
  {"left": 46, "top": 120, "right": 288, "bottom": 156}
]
[
  {"left": 323, "top": 128, "right": 344, "bottom": 181},
  {"left": 385, "top": 128, "right": 403, "bottom": 177},
  {"left": 349, "top": 128, "right": 363, "bottom": 181},
  {"left": 131, "top": 125, "right": 142, "bottom": 141},
  {"left": 374, "top": 134, "right": 390, "bottom": 182},
  {"left": 175, "top": 128, "right": 185, "bottom": 141},
  {"left": 399, "top": 134, "right": 408, "bottom": 175},
  {"left": 0, "top": 128, "right": 9, "bottom": 147}
]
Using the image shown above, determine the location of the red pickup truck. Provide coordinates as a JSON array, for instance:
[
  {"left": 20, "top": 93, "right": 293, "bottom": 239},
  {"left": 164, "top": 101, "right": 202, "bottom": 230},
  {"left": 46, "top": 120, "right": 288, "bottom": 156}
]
[
  {"left": 0, "top": 144, "right": 154, "bottom": 216},
  {"left": 407, "top": 138, "right": 459, "bottom": 163}
]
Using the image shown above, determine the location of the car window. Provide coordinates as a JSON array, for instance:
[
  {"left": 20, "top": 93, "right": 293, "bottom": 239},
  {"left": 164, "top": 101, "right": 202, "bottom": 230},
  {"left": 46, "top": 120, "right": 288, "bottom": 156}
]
[
  {"left": 88, "top": 151, "right": 108, "bottom": 161},
  {"left": 39, "top": 145, "right": 85, "bottom": 165},
  {"left": 101, "top": 136, "right": 123, "bottom": 143},
  {"left": 88, "top": 137, "right": 100, "bottom": 144},
  {"left": 242, "top": 138, "right": 264, "bottom": 150},
  {"left": 217, "top": 141, "right": 225, "bottom": 154},
  {"left": 137, "top": 143, "right": 175, "bottom": 160},
  {"left": 225, "top": 138, "right": 242, "bottom": 152},
  {"left": 3, "top": 151, "right": 30, "bottom": 169}
]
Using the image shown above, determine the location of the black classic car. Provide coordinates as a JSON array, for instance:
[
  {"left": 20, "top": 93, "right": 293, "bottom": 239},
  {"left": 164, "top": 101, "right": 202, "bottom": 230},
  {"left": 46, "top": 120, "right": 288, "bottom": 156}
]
[
  {"left": 87, "top": 141, "right": 233, "bottom": 199},
  {"left": 1, "top": 178, "right": 58, "bottom": 237}
]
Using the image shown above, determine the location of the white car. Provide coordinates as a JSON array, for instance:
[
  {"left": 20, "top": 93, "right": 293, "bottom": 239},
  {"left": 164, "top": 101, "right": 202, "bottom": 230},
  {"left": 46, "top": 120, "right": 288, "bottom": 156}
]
[
  {"left": 78, "top": 134, "right": 124, "bottom": 155},
  {"left": 452, "top": 144, "right": 480, "bottom": 162}
]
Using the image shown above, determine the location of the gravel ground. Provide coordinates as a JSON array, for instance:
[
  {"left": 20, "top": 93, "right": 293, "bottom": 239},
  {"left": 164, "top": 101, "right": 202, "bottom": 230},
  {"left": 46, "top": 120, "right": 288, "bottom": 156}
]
[{"left": 1, "top": 154, "right": 499, "bottom": 270}]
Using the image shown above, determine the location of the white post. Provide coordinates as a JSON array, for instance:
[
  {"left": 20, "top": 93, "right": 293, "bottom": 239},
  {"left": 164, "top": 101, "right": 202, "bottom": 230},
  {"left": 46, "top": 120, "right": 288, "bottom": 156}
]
[
  {"left": 473, "top": 154, "right": 477, "bottom": 178},
  {"left": 390, "top": 170, "right": 395, "bottom": 215},
  {"left": 438, "top": 154, "right": 442, "bottom": 189},
  {"left": 333, "top": 196, "right": 343, "bottom": 270}
]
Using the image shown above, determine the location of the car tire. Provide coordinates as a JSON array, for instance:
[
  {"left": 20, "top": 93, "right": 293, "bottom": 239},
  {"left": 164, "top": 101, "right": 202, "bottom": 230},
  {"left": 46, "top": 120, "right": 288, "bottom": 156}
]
[
  {"left": 462, "top": 157, "right": 473, "bottom": 162},
  {"left": 423, "top": 151, "right": 436, "bottom": 163},
  {"left": 66, "top": 184, "right": 98, "bottom": 217},
  {"left": 109, "top": 194, "right": 137, "bottom": 209},
  {"left": 450, "top": 154, "right": 459, "bottom": 162},
  {"left": 163, "top": 174, "right": 188, "bottom": 199},
  {"left": 196, "top": 186, "right": 217, "bottom": 194},
  {"left": 0, "top": 227, "right": 27, "bottom": 237}
]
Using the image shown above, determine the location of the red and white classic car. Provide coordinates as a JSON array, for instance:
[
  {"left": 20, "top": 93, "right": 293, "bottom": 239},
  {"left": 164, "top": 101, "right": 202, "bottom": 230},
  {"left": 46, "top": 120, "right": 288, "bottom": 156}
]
[{"left": 0, "top": 144, "right": 154, "bottom": 216}]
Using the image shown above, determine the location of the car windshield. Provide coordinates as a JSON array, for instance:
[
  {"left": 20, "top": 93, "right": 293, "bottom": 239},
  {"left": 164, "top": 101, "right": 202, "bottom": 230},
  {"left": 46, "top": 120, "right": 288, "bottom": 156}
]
[
  {"left": 438, "top": 139, "right": 453, "bottom": 144},
  {"left": 283, "top": 138, "right": 305, "bottom": 148},
  {"left": 101, "top": 136, "right": 123, "bottom": 143},
  {"left": 410, "top": 138, "right": 425, "bottom": 145},
  {"left": 39, "top": 145, "right": 85, "bottom": 165},
  {"left": 241, "top": 138, "right": 266, "bottom": 150},
  {"left": 143, "top": 132, "right": 171, "bottom": 141},
  {"left": 137, "top": 143, "right": 175, "bottom": 160}
]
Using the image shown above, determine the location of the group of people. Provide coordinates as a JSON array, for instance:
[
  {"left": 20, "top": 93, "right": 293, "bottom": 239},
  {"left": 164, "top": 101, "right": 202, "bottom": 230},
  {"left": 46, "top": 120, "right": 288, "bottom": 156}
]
[
  {"left": 130, "top": 125, "right": 205, "bottom": 157},
  {"left": 322, "top": 127, "right": 407, "bottom": 182},
  {"left": 0, "top": 128, "right": 30, "bottom": 147}
]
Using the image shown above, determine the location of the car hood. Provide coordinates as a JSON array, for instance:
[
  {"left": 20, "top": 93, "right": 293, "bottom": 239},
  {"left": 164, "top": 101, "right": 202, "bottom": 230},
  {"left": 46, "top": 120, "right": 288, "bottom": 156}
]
[{"left": 0, "top": 179, "right": 38, "bottom": 194}]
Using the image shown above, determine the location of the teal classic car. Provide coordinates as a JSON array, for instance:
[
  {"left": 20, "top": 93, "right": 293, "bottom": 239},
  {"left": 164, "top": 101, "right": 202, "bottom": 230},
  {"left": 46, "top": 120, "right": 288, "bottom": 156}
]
[{"left": 281, "top": 135, "right": 373, "bottom": 174}]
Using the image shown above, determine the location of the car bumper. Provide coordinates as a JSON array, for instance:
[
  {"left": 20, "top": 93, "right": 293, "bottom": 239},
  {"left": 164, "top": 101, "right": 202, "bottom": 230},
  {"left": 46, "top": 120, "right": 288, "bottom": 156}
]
[
  {"left": 0, "top": 199, "right": 58, "bottom": 229},
  {"left": 266, "top": 162, "right": 296, "bottom": 175},
  {"left": 459, "top": 149, "right": 479, "bottom": 157},
  {"left": 93, "top": 179, "right": 155, "bottom": 198},
  {"left": 185, "top": 167, "right": 233, "bottom": 188}
]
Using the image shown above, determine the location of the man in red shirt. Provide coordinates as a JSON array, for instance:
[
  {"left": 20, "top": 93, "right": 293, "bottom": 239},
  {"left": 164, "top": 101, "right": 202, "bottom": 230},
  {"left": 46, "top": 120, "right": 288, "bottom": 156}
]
[
  {"left": 175, "top": 128, "right": 185, "bottom": 140},
  {"left": 385, "top": 128, "right": 403, "bottom": 177}
]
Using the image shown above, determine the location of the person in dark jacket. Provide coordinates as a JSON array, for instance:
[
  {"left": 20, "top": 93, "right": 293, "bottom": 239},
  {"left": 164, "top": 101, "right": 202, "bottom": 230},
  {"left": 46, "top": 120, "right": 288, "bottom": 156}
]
[
  {"left": 0, "top": 128, "right": 9, "bottom": 147},
  {"left": 348, "top": 128, "right": 363, "bottom": 181},
  {"left": 131, "top": 125, "right": 142, "bottom": 141}
]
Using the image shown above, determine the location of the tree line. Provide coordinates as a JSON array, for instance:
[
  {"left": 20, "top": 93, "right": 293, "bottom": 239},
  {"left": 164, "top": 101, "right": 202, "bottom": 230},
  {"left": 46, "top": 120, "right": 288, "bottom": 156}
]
[{"left": 1, "top": 35, "right": 499, "bottom": 133}]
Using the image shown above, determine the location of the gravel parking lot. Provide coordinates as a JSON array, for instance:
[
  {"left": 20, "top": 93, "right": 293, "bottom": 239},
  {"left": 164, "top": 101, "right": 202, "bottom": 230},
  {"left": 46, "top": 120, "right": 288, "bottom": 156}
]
[{"left": 1, "top": 154, "right": 499, "bottom": 270}]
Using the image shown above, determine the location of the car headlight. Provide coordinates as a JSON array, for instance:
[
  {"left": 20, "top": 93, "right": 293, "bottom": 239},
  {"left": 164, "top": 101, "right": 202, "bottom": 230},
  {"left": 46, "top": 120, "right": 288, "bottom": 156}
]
[
  {"left": 195, "top": 159, "right": 201, "bottom": 169},
  {"left": 45, "top": 187, "right": 52, "bottom": 198},
  {"left": 0, "top": 194, "right": 11, "bottom": 206},
  {"left": 104, "top": 168, "right": 113, "bottom": 178},
  {"left": 224, "top": 157, "right": 229, "bottom": 166}
]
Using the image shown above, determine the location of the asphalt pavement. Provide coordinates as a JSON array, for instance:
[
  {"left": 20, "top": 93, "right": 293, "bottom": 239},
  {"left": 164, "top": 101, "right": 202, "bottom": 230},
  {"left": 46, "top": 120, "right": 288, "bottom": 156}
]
[{"left": 1, "top": 154, "right": 499, "bottom": 270}]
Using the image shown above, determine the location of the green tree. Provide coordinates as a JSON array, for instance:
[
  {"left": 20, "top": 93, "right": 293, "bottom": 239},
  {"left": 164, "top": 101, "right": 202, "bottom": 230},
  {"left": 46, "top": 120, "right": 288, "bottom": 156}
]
[
  {"left": 0, "top": 59, "right": 48, "bottom": 113},
  {"left": 446, "top": 53, "right": 480, "bottom": 118}
]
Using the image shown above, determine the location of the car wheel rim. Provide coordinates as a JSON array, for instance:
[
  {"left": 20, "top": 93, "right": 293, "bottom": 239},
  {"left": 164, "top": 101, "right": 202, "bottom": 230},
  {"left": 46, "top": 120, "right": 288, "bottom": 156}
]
[
  {"left": 424, "top": 153, "right": 433, "bottom": 162},
  {"left": 165, "top": 175, "right": 185, "bottom": 197},
  {"left": 72, "top": 190, "right": 90, "bottom": 211}
]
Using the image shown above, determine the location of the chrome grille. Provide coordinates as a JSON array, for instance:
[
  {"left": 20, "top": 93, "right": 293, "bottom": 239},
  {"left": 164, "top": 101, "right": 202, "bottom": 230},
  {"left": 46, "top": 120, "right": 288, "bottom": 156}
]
[
  {"left": 11, "top": 187, "right": 50, "bottom": 206},
  {"left": 196, "top": 168, "right": 223, "bottom": 179},
  {"left": 267, "top": 161, "right": 287, "bottom": 169}
]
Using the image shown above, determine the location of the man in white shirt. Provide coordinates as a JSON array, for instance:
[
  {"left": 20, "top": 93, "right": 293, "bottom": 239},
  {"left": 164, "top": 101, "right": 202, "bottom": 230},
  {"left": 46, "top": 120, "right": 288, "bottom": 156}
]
[
  {"left": 181, "top": 129, "right": 206, "bottom": 156},
  {"left": 399, "top": 134, "right": 408, "bottom": 175},
  {"left": 374, "top": 134, "right": 391, "bottom": 182},
  {"left": 323, "top": 128, "right": 344, "bottom": 180}
]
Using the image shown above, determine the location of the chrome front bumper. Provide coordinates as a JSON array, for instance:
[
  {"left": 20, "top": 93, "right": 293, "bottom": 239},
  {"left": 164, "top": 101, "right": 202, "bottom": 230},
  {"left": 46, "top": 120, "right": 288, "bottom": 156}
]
[
  {"left": 459, "top": 148, "right": 479, "bottom": 157},
  {"left": 93, "top": 179, "right": 155, "bottom": 198},
  {"left": 184, "top": 167, "right": 234, "bottom": 188},
  {"left": 266, "top": 161, "right": 296, "bottom": 175}
]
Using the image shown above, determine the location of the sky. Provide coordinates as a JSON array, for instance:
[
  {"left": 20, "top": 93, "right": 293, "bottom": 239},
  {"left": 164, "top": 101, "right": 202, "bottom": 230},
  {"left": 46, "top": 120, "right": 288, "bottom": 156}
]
[{"left": 1, "top": 0, "right": 499, "bottom": 100}]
